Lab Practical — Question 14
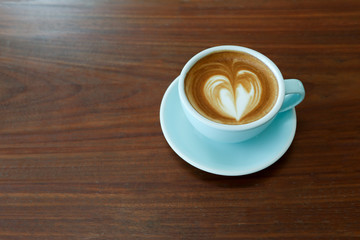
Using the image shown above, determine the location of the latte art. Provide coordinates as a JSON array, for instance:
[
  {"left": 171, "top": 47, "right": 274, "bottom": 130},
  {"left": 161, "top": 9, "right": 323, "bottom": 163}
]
[
  {"left": 203, "top": 70, "right": 261, "bottom": 121},
  {"left": 185, "top": 51, "right": 278, "bottom": 125}
]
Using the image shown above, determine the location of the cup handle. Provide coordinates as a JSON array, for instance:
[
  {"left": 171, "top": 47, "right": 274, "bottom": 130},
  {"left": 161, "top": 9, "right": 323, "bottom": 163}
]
[{"left": 279, "top": 79, "right": 305, "bottom": 112}]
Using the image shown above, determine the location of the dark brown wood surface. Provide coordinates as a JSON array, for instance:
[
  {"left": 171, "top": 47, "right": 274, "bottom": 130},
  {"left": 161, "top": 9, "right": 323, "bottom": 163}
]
[{"left": 0, "top": 0, "right": 359, "bottom": 239}]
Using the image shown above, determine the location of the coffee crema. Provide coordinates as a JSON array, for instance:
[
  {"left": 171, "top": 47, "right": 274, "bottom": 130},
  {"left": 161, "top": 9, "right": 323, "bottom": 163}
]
[{"left": 185, "top": 51, "right": 278, "bottom": 125}]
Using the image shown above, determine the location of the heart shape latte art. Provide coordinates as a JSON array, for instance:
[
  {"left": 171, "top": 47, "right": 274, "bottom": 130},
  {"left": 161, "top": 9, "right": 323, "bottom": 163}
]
[{"left": 203, "top": 70, "right": 262, "bottom": 121}]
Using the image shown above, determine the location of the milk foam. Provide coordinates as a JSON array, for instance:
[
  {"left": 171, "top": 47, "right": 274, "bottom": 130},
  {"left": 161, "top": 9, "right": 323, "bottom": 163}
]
[
  {"left": 203, "top": 71, "right": 261, "bottom": 121},
  {"left": 185, "top": 51, "right": 278, "bottom": 125}
]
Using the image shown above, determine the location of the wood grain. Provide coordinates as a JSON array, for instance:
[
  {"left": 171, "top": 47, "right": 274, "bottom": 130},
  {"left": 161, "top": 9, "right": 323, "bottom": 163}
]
[{"left": 0, "top": 0, "right": 359, "bottom": 239}]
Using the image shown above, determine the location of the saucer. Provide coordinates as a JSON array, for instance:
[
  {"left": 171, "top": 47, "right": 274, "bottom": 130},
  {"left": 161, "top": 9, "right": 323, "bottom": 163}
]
[{"left": 160, "top": 77, "right": 297, "bottom": 176}]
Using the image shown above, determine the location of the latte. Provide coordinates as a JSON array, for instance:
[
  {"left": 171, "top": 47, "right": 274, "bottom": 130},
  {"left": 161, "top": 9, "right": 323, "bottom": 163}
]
[{"left": 185, "top": 51, "right": 278, "bottom": 125}]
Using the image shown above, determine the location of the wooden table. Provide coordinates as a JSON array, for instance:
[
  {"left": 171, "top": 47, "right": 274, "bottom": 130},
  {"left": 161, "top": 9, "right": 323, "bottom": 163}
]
[{"left": 0, "top": 0, "right": 359, "bottom": 239}]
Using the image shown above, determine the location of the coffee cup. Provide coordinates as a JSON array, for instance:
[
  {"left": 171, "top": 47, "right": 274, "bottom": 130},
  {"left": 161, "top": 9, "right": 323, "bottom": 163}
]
[{"left": 178, "top": 45, "right": 305, "bottom": 143}]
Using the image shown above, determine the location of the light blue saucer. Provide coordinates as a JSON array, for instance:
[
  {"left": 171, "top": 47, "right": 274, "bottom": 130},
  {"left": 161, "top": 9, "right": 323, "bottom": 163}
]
[{"left": 160, "top": 77, "right": 297, "bottom": 176}]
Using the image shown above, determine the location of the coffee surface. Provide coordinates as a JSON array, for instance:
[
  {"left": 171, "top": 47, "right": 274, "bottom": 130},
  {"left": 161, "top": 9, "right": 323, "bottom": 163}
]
[{"left": 185, "top": 51, "right": 278, "bottom": 125}]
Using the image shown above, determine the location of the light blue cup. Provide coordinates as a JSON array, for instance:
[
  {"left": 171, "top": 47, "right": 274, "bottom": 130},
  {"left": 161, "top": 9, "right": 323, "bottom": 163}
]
[{"left": 178, "top": 46, "right": 305, "bottom": 143}]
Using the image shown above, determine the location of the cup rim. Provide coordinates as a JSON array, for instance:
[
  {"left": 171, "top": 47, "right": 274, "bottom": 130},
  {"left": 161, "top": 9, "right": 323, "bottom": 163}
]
[{"left": 178, "top": 45, "right": 285, "bottom": 131}]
